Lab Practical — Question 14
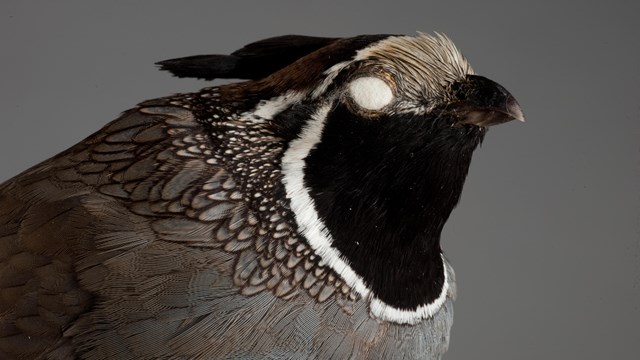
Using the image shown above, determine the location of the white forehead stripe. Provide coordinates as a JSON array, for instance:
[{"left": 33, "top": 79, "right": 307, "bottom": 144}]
[
  {"left": 311, "top": 33, "right": 473, "bottom": 112},
  {"left": 348, "top": 77, "right": 393, "bottom": 111}
]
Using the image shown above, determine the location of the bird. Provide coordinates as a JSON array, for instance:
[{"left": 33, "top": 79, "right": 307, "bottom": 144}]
[{"left": 0, "top": 33, "right": 523, "bottom": 359}]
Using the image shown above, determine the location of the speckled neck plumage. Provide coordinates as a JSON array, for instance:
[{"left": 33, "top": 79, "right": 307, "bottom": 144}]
[{"left": 180, "top": 87, "right": 482, "bottom": 324}]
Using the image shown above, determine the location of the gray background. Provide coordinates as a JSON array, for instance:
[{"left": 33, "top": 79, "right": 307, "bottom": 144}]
[{"left": 1, "top": 1, "right": 638, "bottom": 359}]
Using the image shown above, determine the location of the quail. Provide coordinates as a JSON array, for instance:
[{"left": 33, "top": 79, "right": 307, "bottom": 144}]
[{"left": 0, "top": 33, "right": 523, "bottom": 359}]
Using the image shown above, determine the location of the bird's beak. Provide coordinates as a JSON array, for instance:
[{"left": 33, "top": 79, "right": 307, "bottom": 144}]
[{"left": 452, "top": 75, "right": 525, "bottom": 127}]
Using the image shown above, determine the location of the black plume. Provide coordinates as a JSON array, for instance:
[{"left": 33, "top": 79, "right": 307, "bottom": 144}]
[{"left": 156, "top": 35, "right": 339, "bottom": 81}]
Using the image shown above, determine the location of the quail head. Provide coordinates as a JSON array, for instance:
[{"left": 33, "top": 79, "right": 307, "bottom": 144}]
[{"left": 0, "top": 33, "right": 523, "bottom": 359}]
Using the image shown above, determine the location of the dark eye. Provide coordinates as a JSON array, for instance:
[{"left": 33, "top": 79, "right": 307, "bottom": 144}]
[{"left": 348, "top": 77, "right": 394, "bottom": 111}]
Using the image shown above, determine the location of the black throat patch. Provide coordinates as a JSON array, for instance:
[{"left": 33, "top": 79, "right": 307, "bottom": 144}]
[{"left": 303, "top": 104, "right": 485, "bottom": 309}]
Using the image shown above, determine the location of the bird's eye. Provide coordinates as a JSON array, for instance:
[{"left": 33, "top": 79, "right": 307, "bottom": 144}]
[{"left": 348, "top": 77, "right": 394, "bottom": 111}]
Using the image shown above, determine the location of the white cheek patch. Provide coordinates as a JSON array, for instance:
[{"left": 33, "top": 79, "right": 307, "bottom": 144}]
[{"left": 348, "top": 77, "right": 393, "bottom": 111}]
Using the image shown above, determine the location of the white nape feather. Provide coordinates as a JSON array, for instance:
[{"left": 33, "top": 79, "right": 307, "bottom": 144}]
[{"left": 348, "top": 77, "right": 394, "bottom": 111}]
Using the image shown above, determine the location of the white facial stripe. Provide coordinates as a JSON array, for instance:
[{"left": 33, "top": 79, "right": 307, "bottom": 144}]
[
  {"left": 311, "top": 61, "right": 351, "bottom": 99},
  {"left": 252, "top": 91, "right": 304, "bottom": 120},
  {"left": 279, "top": 100, "right": 450, "bottom": 325},
  {"left": 349, "top": 77, "right": 393, "bottom": 111},
  {"left": 281, "top": 102, "right": 371, "bottom": 297}
]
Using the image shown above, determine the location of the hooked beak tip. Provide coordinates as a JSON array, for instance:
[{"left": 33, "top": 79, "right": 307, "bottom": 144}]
[{"left": 506, "top": 95, "right": 525, "bottom": 122}]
